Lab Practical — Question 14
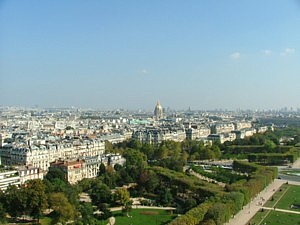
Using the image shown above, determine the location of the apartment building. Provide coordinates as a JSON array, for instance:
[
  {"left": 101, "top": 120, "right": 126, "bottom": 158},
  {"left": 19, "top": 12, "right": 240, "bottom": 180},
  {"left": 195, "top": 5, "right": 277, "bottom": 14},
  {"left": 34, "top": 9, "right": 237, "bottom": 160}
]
[{"left": 0, "top": 139, "right": 105, "bottom": 172}]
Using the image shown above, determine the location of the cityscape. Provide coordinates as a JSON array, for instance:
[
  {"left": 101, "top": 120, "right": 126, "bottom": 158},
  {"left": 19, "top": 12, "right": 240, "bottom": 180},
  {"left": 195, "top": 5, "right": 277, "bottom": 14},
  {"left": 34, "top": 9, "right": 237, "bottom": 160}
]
[
  {"left": 1, "top": 103, "right": 300, "bottom": 224},
  {"left": 1, "top": 1, "right": 300, "bottom": 225}
]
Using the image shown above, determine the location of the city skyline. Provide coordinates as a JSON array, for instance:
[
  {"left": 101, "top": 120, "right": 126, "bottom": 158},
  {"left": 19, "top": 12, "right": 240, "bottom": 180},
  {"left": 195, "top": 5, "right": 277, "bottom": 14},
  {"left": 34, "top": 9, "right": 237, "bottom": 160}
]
[{"left": 1, "top": 1, "right": 300, "bottom": 110}]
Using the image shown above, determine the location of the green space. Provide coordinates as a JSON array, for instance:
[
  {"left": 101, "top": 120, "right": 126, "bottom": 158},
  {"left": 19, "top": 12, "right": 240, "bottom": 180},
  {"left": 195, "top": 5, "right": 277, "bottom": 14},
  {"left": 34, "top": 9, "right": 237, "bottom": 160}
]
[
  {"left": 275, "top": 185, "right": 300, "bottom": 211},
  {"left": 281, "top": 169, "right": 300, "bottom": 177},
  {"left": 1, "top": 128, "right": 298, "bottom": 224},
  {"left": 6, "top": 217, "right": 52, "bottom": 225},
  {"left": 108, "top": 209, "right": 176, "bottom": 225},
  {"left": 249, "top": 210, "right": 300, "bottom": 225},
  {"left": 264, "top": 184, "right": 290, "bottom": 208},
  {"left": 264, "top": 184, "right": 300, "bottom": 212},
  {"left": 190, "top": 165, "right": 247, "bottom": 184},
  {"left": 250, "top": 184, "right": 300, "bottom": 225}
]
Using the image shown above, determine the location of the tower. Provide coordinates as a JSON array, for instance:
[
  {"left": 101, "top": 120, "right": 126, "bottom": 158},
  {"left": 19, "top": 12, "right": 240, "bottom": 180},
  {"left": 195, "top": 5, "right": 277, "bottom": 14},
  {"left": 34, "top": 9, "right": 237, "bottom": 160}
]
[{"left": 154, "top": 101, "right": 164, "bottom": 120}]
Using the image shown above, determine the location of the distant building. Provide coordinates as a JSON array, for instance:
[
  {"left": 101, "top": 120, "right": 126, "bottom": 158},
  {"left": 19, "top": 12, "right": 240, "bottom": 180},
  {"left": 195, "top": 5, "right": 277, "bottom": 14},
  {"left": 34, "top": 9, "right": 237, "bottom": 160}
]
[
  {"left": 0, "top": 140, "right": 105, "bottom": 172},
  {"left": 211, "top": 123, "right": 235, "bottom": 134},
  {"left": 132, "top": 127, "right": 186, "bottom": 144},
  {"left": 208, "top": 133, "right": 236, "bottom": 144},
  {"left": 51, "top": 159, "right": 85, "bottom": 185},
  {"left": 186, "top": 125, "right": 211, "bottom": 140},
  {"left": 50, "top": 154, "right": 125, "bottom": 184},
  {"left": 154, "top": 101, "right": 164, "bottom": 120},
  {"left": 0, "top": 170, "right": 20, "bottom": 190},
  {"left": 18, "top": 165, "right": 44, "bottom": 184}
]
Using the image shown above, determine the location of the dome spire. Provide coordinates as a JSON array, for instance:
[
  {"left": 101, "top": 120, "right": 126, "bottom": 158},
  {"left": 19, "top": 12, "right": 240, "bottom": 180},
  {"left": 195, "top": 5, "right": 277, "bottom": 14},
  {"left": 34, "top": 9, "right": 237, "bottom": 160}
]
[{"left": 154, "top": 100, "right": 164, "bottom": 120}]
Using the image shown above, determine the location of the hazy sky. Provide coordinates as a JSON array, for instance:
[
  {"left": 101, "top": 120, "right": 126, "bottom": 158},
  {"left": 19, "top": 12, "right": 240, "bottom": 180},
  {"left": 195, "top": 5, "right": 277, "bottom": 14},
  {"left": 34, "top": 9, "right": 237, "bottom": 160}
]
[{"left": 1, "top": 1, "right": 300, "bottom": 110}]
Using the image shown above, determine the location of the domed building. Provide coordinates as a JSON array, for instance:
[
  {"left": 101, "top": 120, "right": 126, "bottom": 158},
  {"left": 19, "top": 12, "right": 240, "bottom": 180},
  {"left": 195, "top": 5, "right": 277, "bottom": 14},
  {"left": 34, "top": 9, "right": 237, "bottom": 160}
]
[{"left": 154, "top": 101, "right": 164, "bottom": 120}]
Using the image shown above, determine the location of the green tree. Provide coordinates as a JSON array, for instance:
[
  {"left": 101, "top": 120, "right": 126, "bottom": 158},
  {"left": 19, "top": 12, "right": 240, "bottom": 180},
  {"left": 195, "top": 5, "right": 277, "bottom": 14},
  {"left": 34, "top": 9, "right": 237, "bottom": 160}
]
[
  {"left": 105, "top": 140, "right": 114, "bottom": 153},
  {"left": 123, "top": 148, "right": 147, "bottom": 180},
  {"left": 89, "top": 180, "right": 112, "bottom": 207},
  {"left": 113, "top": 188, "right": 130, "bottom": 206},
  {"left": 200, "top": 147, "right": 215, "bottom": 160},
  {"left": 211, "top": 145, "right": 221, "bottom": 159},
  {"left": 0, "top": 203, "right": 6, "bottom": 224},
  {"left": 113, "top": 188, "right": 132, "bottom": 215},
  {"left": 98, "top": 163, "right": 106, "bottom": 176},
  {"left": 4, "top": 185, "right": 27, "bottom": 219},
  {"left": 205, "top": 203, "right": 230, "bottom": 225},
  {"left": 25, "top": 179, "right": 48, "bottom": 222},
  {"left": 264, "top": 139, "right": 276, "bottom": 150},
  {"left": 45, "top": 167, "right": 66, "bottom": 182},
  {"left": 49, "top": 192, "right": 75, "bottom": 224},
  {"left": 157, "top": 188, "right": 173, "bottom": 206},
  {"left": 138, "top": 170, "right": 159, "bottom": 193}
]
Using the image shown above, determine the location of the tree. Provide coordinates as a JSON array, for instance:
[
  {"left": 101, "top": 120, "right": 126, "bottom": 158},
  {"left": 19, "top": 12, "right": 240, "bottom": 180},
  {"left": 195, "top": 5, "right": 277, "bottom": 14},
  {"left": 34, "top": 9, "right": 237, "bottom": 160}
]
[
  {"left": 0, "top": 191, "right": 5, "bottom": 223},
  {"left": 123, "top": 148, "right": 147, "bottom": 180},
  {"left": 264, "top": 139, "right": 276, "bottom": 150},
  {"left": 89, "top": 180, "right": 112, "bottom": 207},
  {"left": 113, "top": 188, "right": 130, "bottom": 206},
  {"left": 98, "top": 163, "right": 106, "bottom": 176},
  {"left": 25, "top": 179, "right": 48, "bottom": 222},
  {"left": 211, "top": 145, "right": 221, "bottom": 159},
  {"left": 44, "top": 167, "right": 67, "bottom": 183},
  {"left": 49, "top": 192, "right": 75, "bottom": 224},
  {"left": 113, "top": 188, "right": 132, "bottom": 215},
  {"left": 4, "top": 184, "right": 27, "bottom": 219},
  {"left": 183, "top": 198, "right": 197, "bottom": 212},
  {"left": 157, "top": 188, "right": 173, "bottom": 206},
  {"left": 105, "top": 140, "right": 114, "bottom": 153},
  {"left": 96, "top": 203, "right": 112, "bottom": 220},
  {"left": 0, "top": 203, "right": 6, "bottom": 224},
  {"left": 205, "top": 203, "right": 230, "bottom": 225},
  {"left": 138, "top": 170, "right": 159, "bottom": 193},
  {"left": 199, "top": 147, "right": 215, "bottom": 160}
]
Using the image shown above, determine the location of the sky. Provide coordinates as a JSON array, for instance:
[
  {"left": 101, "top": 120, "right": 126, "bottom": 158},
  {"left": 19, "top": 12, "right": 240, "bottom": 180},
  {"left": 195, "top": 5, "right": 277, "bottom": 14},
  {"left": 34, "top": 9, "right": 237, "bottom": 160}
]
[{"left": 1, "top": 0, "right": 300, "bottom": 110}]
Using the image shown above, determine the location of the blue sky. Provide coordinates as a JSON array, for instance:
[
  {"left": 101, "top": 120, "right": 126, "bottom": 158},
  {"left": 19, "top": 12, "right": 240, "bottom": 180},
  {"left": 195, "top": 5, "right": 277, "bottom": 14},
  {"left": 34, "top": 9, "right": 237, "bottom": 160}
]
[{"left": 1, "top": 1, "right": 300, "bottom": 110}]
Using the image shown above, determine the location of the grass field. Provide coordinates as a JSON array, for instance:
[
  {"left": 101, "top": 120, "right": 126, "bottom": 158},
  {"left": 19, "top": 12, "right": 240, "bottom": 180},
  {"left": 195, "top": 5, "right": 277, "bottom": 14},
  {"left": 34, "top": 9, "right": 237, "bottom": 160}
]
[
  {"left": 6, "top": 217, "right": 52, "bottom": 225},
  {"left": 110, "top": 209, "right": 177, "bottom": 225},
  {"left": 275, "top": 185, "right": 300, "bottom": 211},
  {"left": 264, "top": 184, "right": 300, "bottom": 211},
  {"left": 249, "top": 210, "right": 300, "bottom": 225},
  {"left": 249, "top": 184, "right": 300, "bottom": 225},
  {"left": 8, "top": 209, "right": 175, "bottom": 225}
]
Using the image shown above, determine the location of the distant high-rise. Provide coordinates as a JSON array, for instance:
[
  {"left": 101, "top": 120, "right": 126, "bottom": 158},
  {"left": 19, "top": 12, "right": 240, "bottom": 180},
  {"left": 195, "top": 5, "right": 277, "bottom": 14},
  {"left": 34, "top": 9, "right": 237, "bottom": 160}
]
[{"left": 154, "top": 101, "right": 164, "bottom": 120}]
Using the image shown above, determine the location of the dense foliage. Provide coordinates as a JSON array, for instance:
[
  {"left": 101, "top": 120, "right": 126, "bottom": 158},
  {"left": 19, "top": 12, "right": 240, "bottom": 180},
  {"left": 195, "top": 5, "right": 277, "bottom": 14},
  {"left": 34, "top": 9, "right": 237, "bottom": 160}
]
[{"left": 0, "top": 127, "right": 297, "bottom": 224}]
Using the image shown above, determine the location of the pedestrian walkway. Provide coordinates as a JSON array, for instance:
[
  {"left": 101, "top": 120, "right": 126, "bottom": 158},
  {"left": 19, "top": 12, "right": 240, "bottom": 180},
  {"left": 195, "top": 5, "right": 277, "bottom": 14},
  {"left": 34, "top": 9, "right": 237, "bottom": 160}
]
[
  {"left": 110, "top": 205, "right": 176, "bottom": 212},
  {"left": 261, "top": 206, "right": 300, "bottom": 215},
  {"left": 224, "top": 179, "right": 285, "bottom": 225},
  {"left": 292, "top": 157, "right": 300, "bottom": 168}
]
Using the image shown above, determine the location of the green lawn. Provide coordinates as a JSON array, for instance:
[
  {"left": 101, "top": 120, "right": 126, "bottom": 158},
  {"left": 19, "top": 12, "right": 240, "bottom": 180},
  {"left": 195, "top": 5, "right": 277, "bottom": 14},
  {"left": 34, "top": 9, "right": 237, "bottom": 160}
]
[
  {"left": 250, "top": 184, "right": 300, "bottom": 225},
  {"left": 264, "top": 184, "right": 289, "bottom": 208},
  {"left": 264, "top": 184, "right": 300, "bottom": 211},
  {"left": 276, "top": 185, "right": 300, "bottom": 211},
  {"left": 40, "top": 217, "right": 52, "bottom": 225},
  {"left": 250, "top": 210, "right": 300, "bottom": 225},
  {"left": 109, "top": 209, "right": 177, "bottom": 225},
  {"left": 6, "top": 217, "right": 52, "bottom": 225}
]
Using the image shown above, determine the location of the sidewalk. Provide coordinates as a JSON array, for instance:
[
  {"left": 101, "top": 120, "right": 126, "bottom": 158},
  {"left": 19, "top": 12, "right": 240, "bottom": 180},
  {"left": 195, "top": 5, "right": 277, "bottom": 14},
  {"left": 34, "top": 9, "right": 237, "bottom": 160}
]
[
  {"left": 292, "top": 157, "right": 300, "bottom": 168},
  {"left": 224, "top": 179, "right": 285, "bottom": 225},
  {"left": 261, "top": 206, "right": 300, "bottom": 215}
]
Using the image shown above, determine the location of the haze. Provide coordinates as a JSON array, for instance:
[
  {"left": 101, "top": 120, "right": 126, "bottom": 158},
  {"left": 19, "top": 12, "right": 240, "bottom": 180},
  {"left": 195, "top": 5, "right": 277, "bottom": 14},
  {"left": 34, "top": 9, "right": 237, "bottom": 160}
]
[{"left": 1, "top": 1, "right": 300, "bottom": 110}]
